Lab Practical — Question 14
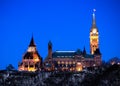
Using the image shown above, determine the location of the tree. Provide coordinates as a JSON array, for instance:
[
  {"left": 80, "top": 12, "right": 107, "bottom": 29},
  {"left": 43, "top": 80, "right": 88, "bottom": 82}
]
[
  {"left": 108, "top": 57, "right": 120, "bottom": 65},
  {"left": 6, "top": 64, "right": 15, "bottom": 71}
]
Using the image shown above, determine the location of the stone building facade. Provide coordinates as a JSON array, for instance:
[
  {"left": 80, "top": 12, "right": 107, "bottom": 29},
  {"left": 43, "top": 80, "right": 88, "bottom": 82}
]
[
  {"left": 44, "top": 10, "right": 101, "bottom": 71},
  {"left": 18, "top": 10, "right": 102, "bottom": 72}
]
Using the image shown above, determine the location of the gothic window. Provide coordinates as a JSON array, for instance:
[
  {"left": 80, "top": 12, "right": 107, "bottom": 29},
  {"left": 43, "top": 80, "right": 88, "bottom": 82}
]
[
  {"left": 30, "top": 65, "right": 34, "bottom": 67},
  {"left": 58, "top": 61, "right": 60, "bottom": 64},
  {"left": 25, "top": 65, "right": 28, "bottom": 68}
]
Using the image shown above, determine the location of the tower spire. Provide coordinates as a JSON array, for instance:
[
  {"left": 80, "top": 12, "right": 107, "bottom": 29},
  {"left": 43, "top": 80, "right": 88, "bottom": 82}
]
[
  {"left": 83, "top": 46, "right": 86, "bottom": 55},
  {"left": 48, "top": 40, "right": 52, "bottom": 58},
  {"left": 92, "top": 9, "right": 96, "bottom": 28},
  {"left": 29, "top": 35, "right": 36, "bottom": 47},
  {"left": 90, "top": 9, "right": 99, "bottom": 54}
]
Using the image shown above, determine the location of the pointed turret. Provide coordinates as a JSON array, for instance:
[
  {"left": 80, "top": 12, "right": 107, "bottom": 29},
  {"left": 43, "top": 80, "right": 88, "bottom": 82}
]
[
  {"left": 48, "top": 40, "right": 52, "bottom": 47},
  {"left": 18, "top": 36, "right": 42, "bottom": 72},
  {"left": 48, "top": 40, "right": 52, "bottom": 58},
  {"left": 83, "top": 46, "right": 86, "bottom": 55},
  {"left": 29, "top": 36, "right": 36, "bottom": 47},
  {"left": 27, "top": 36, "right": 36, "bottom": 52}
]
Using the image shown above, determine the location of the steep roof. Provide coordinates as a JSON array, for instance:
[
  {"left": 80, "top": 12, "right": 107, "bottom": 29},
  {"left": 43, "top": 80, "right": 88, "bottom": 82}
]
[
  {"left": 23, "top": 51, "right": 41, "bottom": 59},
  {"left": 29, "top": 36, "right": 36, "bottom": 47}
]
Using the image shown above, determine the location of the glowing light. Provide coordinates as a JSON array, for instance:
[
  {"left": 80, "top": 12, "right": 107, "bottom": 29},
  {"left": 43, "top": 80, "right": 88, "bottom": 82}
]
[
  {"left": 93, "top": 29, "right": 97, "bottom": 33},
  {"left": 34, "top": 58, "right": 39, "bottom": 62},
  {"left": 93, "top": 64, "right": 96, "bottom": 66},
  {"left": 118, "top": 62, "right": 120, "bottom": 65},
  {"left": 27, "top": 47, "right": 36, "bottom": 52},
  {"left": 19, "top": 66, "right": 24, "bottom": 71},
  {"left": 76, "top": 62, "right": 82, "bottom": 71},
  {"left": 111, "top": 61, "right": 115, "bottom": 65},
  {"left": 33, "top": 54, "right": 40, "bottom": 62},
  {"left": 77, "top": 68, "right": 82, "bottom": 71},
  {"left": 28, "top": 67, "right": 36, "bottom": 71},
  {"left": 93, "top": 9, "right": 96, "bottom": 12},
  {"left": 77, "top": 62, "right": 81, "bottom": 65},
  {"left": 58, "top": 61, "right": 60, "bottom": 64}
]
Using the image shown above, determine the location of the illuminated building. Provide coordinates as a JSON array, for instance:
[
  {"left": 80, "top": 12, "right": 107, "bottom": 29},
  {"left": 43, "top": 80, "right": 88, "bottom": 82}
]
[
  {"left": 90, "top": 9, "right": 99, "bottom": 54},
  {"left": 18, "top": 10, "right": 102, "bottom": 72},
  {"left": 18, "top": 36, "right": 42, "bottom": 71},
  {"left": 44, "top": 10, "right": 102, "bottom": 71}
]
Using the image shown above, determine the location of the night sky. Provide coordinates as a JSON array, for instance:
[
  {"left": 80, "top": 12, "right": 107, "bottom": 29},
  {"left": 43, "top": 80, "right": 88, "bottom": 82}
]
[{"left": 0, "top": 0, "right": 120, "bottom": 69}]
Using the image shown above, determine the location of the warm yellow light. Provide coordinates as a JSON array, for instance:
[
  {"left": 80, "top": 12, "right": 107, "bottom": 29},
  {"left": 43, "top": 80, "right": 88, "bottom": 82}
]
[
  {"left": 33, "top": 54, "right": 40, "bottom": 62},
  {"left": 93, "top": 29, "right": 97, "bottom": 33},
  {"left": 69, "top": 61, "right": 72, "bottom": 64},
  {"left": 77, "top": 62, "right": 81, "bottom": 65},
  {"left": 76, "top": 62, "right": 82, "bottom": 71},
  {"left": 77, "top": 68, "right": 82, "bottom": 71},
  {"left": 58, "top": 61, "right": 60, "bottom": 64},
  {"left": 62, "top": 61, "right": 64, "bottom": 64},
  {"left": 76, "top": 66, "right": 82, "bottom": 71},
  {"left": 18, "top": 66, "right": 24, "bottom": 71},
  {"left": 28, "top": 67, "right": 36, "bottom": 71},
  {"left": 34, "top": 58, "right": 40, "bottom": 62}
]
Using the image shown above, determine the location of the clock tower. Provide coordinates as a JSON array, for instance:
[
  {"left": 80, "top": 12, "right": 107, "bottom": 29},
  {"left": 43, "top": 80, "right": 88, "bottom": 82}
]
[{"left": 90, "top": 9, "right": 99, "bottom": 54}]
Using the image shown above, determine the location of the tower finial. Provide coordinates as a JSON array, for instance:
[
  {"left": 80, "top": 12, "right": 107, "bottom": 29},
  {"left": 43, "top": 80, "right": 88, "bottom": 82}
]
[
  {"left": 29, "top": 35, "right": 36, "bottom": 47},
  {"left": 48, "top": 40, "right": 52, "bottom": 46},
  {"left": 93, "top": 9, "right": 96, "bottom": 12},
  {"left": 92, "top": 9, "right": 96, "bottom": 27}
]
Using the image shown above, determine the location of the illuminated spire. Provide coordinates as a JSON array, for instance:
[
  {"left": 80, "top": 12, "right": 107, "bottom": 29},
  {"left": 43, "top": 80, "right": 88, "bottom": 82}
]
[{"left": 92, "top": 9, "right": 96, "bottom": 28}]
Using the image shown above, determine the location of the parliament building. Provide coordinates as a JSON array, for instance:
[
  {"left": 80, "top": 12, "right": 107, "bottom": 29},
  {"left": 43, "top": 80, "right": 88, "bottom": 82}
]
[{"left": 18, "top": 10, "right": 102, "bottom": 72}]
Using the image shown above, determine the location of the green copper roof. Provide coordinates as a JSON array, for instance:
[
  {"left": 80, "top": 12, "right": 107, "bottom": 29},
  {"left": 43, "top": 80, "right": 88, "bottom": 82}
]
[
  {"left": 84, "top": 54, "right": 94, "bottom": 58},
  {"left": 52, "top": 51, "right": 75, "bottom": 58},
  {"left": 52, "top": 50, "right": 94, "bottom": 58}
]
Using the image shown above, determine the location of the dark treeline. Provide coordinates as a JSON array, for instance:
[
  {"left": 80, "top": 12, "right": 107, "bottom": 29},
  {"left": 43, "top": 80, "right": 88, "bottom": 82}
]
[{"left": 0, "top": 57, "right": 120, "bottom": 86}]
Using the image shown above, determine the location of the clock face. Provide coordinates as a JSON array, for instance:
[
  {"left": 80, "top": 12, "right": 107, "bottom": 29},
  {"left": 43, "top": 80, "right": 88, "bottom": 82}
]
[{"left": 93, "top": 29, "right": 97, "bottom": 33}]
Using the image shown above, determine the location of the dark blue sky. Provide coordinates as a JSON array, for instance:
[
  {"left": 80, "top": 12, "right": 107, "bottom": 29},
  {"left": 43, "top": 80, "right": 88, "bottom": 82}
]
[{"left": 0, "top": 0, "right": 120, "bottom": 69}]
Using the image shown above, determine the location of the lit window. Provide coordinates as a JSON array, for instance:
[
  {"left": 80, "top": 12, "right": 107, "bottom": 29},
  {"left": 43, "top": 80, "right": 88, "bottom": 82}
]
[
  {"left": 28, "top": 67, "right": 36, "bottom": 71},
  {"left": 30, "top": 65, "right": 34, "bottom": 67},
  {"left": 58, "top": 61, "right": 60, "bottom": 64},
  {"left": 25, "top": 65, "right": 28, "bottom": 68},
  {"left": 73, "top": 61, "right": 75, "bottom": 64},
  {"left": 62, "top": 61, "right": 64, "bottom": 64},
  {"left": 66, "top": 64, "right": 68, "bottom": 67},
  {"left": 69, "top": 61, "right": 72, "bottom": 64},
  {"left": 76, "top": 62, "right": 82, "bottom": 71}
]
